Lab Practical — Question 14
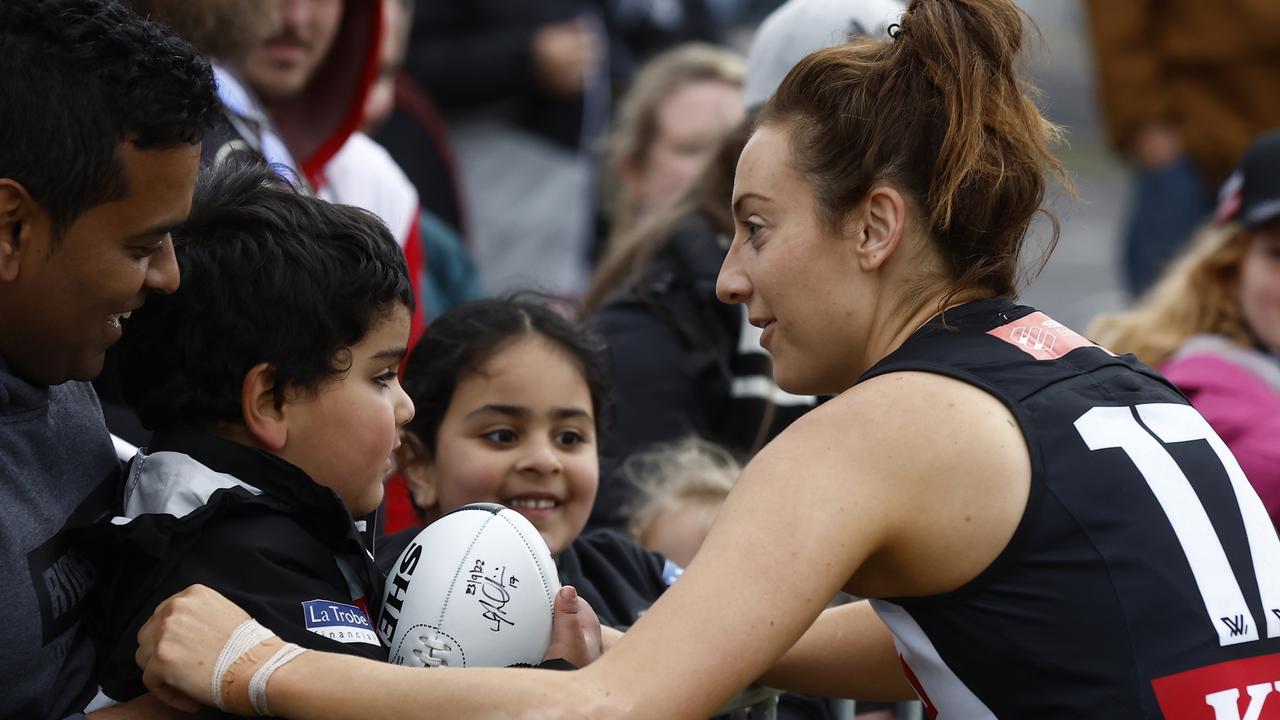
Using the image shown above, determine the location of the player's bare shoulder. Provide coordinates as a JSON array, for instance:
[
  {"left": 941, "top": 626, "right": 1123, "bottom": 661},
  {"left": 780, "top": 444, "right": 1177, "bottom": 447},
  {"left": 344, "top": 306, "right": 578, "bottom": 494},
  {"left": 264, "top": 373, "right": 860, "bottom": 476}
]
[{"left": 803, "top": 370, "right": 1033, "bottom": 597}]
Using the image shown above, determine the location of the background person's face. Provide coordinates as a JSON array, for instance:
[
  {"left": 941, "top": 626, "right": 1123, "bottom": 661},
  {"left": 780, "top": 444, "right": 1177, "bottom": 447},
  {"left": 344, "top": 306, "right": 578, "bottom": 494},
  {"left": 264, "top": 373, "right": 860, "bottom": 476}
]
[
  {"left": 1239, "top": 220, "right": 1280, "bottom": 351},
  {"left": 0, "top": 143, "right": 198, "bottom": 385},
  {"left": 362, "top": 0, "right": 409, "bottom": 132},
  {"left": 241, "top": 0, "right": 343, "bottom": 102},
  {"left": 626, "top": 80, "right": 744, "bottom": 213}
]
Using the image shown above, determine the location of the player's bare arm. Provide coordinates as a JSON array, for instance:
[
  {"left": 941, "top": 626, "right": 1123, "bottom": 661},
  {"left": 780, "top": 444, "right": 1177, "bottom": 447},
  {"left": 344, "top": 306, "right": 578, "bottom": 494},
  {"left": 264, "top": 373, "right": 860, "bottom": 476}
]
[
  {"left": 136, "top": 368, "right": 1030, "bottom": 717},
  {"left": 758, "top": 601, "right": 911, "bottom": 701}
]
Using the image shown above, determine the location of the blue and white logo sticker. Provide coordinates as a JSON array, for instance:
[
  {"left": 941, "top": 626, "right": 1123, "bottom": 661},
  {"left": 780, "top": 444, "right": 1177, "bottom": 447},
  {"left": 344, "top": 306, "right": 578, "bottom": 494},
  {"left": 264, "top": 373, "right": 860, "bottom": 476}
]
[{"left": 301, "top": 599, "right": 379, "bottom": 645}]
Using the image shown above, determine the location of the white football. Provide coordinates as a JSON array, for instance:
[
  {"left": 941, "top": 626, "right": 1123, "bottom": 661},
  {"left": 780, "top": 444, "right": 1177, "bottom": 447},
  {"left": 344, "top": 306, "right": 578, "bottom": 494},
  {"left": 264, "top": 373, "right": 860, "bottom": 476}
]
[{"left": 378, "top": 503, "right": 560, "bottom": 668}]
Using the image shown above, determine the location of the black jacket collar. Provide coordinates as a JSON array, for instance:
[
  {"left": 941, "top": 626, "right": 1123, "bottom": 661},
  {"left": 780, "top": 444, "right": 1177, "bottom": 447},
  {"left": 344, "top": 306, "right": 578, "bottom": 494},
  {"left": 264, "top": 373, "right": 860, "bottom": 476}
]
[{"left": 147, "top": 429, "right": 366, "bottom": 553}]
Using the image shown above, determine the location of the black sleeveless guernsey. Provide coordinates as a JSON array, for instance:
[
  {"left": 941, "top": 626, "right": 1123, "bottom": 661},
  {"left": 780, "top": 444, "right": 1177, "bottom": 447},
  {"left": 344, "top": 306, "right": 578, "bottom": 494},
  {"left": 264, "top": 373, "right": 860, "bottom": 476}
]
[{"left": 861, "top": 298, "right": 1280, "bottom": 719}]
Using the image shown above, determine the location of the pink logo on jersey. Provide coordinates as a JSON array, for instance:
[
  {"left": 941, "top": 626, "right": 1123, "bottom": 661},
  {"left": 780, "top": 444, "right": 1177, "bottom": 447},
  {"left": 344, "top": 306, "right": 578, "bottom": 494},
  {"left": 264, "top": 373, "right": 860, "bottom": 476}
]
[
  {"left": 987, "top": 312, "right": 1107, "bottom": 361},
  {"left": 1152, "top": 652, "right": 1280, "bottom": 719}
]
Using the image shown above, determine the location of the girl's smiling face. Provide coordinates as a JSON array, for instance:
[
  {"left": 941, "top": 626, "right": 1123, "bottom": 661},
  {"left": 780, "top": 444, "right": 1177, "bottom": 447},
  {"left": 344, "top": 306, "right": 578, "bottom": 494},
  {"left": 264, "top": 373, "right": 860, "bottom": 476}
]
[{"left": 408, "top": 334, "right": 598, "bottom": 555}]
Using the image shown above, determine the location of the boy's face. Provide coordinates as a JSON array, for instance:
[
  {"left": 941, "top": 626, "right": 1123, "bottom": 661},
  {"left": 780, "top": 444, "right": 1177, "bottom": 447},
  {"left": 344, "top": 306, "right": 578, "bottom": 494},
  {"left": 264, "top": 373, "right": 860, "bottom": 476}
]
[
  {"left": 0, "top": 142, "right": 197, "bottom": 385},
  {"left": 413, "top": 334, "right": 598, "bottom": 555},
  {"left": 278, "top": 303, "right": 414, "bottom": 516}
]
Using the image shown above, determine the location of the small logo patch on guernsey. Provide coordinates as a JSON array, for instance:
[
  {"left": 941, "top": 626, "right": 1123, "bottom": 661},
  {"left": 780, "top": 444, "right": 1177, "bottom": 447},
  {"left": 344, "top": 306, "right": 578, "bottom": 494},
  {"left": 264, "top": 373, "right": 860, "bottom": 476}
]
[
  {"left": 987, "top": 311, "right": 1106, "bottom": 361},
  {"left": 301, "top": 599, "right": 379, "bottom": 645}
]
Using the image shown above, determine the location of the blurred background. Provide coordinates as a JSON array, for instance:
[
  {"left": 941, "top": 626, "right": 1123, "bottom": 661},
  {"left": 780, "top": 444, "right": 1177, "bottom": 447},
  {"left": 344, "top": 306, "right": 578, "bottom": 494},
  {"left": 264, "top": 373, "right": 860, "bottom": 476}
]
[{"left": 1006, "top": 0, "right": 1128, "bottom": 331}]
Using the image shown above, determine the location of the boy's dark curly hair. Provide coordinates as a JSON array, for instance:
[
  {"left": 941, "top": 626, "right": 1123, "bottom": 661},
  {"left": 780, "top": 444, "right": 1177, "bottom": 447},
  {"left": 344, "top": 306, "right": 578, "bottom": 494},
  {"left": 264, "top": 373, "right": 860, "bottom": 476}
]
[
  {"left": 118, "top": 161, "right": 415, "bottom": 431},
  {"left": 0, "top": 0, "right": 220, "bottom": 239}
]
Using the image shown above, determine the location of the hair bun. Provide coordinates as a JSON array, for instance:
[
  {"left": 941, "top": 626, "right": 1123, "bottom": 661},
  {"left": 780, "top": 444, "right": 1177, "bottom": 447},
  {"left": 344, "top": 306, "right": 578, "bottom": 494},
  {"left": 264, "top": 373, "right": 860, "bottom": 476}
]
[{"left": 759, "top": 0, "right": 1070, "bottom": 300}]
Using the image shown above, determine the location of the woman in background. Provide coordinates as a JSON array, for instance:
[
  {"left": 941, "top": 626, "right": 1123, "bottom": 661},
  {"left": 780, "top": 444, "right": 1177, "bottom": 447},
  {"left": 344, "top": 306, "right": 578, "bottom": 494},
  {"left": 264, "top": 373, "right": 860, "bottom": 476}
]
[{"left": 600, "top": 42, "right": 745, "bottom": 260}]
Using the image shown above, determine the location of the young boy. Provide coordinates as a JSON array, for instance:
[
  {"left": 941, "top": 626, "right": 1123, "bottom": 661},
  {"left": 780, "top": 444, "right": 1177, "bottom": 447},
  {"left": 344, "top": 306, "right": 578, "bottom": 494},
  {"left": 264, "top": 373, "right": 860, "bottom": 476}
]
[{"left": 85, "top": 161, "right": 415, "bottom": 703}]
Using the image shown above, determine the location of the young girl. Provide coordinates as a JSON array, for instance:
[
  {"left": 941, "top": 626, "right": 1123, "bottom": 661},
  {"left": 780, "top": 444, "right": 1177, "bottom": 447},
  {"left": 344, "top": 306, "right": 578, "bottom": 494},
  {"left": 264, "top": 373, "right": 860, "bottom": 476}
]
[
  {"left": 379, "top": 297, "right": 682, "bottom": 630},
  {"left": 383, "top": 297, "right": 838, "bottom": 719}
]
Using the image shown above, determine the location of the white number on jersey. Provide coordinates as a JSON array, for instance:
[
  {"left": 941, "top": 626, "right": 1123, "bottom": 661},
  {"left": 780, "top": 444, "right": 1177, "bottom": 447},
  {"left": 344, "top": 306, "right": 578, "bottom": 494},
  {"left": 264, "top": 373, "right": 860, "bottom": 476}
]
[{"left": 1075, "top": 404, "right": 1280, "bottom": 646}]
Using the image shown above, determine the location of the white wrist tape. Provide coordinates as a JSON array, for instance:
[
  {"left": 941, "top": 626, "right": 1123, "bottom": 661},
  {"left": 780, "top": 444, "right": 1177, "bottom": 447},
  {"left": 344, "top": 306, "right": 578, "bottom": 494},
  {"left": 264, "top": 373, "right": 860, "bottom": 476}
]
[
  {"left": 248, "top": 643, "right": 308, "bottom": 715},
  {"left": 212, "top": 619, "right": 275, "bottom": 711}
]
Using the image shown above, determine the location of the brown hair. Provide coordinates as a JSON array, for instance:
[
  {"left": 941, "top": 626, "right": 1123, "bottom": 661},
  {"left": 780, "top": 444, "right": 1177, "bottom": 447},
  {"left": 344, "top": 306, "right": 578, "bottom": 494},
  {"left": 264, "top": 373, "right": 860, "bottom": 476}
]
[
  {"left": 585, "top": 116, "right": 752, "bottom": 313},
  {"left": 1088, "top": 223, "right": 1254, "bottom": 367},
  {"left": 758, "top": 0, "right": 1070, "bottom": 300}
]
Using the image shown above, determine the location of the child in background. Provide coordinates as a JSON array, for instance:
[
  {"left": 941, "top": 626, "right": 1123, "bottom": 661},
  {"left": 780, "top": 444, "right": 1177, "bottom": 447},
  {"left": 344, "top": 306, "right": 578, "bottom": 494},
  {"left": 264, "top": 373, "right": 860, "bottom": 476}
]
[
  {"left": 623, "top": 436, "right": 740, "bottom": 568},
  {"left": 380, "top": 297, "right": 683, "bottom": 630},
  {"left": 624, "top": 438, "right": 894, "bottom": 719},
  {"left": 86, "top": 162, "right": 416, "bottom": 703}
]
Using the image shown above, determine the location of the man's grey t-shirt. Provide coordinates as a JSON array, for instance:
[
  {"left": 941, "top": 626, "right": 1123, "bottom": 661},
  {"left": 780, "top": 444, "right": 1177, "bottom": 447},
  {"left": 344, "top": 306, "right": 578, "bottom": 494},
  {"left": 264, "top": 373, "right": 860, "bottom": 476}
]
[{"left": 0, "top": 356, "right": 119, "bottom": 718}]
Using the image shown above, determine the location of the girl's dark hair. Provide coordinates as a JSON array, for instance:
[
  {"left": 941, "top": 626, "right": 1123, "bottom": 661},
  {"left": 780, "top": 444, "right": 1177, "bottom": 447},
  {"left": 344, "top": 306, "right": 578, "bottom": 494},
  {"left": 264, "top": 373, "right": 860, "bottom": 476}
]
[
  {"left": 758, "top": 0, "right": 1071, "bottom": 300},
  {"left": 402, "top": 296, "right": 612, "bottom": 455}
]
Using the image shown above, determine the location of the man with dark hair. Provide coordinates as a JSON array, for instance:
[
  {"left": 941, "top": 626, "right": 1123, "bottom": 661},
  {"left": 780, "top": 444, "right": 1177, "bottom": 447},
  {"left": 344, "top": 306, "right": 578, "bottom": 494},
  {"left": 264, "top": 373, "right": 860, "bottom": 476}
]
[
  {"left": 120, "top": 0, "right": 299, "bottom": 174},
  {"left": 0, "top": 0, "right": 219, "bottom": 716}
]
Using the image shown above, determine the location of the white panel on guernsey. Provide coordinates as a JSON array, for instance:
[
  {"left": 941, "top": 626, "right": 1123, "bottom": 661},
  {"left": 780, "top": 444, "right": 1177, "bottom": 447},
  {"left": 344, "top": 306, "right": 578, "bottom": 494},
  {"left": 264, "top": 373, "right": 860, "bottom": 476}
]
[
  {"left": 110, "top": 433, "right": 137, "bottom": 463},
  {"left": 870, "top": 599, "right": 997, "bottom": 720}
]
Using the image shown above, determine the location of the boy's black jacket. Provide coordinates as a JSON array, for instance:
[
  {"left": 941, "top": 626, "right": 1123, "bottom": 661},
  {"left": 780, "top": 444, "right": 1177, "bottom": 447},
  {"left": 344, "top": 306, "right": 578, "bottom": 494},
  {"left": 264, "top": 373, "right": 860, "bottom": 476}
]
[{"left": 79, "top": 430, "right": 386, "bottom": 704}]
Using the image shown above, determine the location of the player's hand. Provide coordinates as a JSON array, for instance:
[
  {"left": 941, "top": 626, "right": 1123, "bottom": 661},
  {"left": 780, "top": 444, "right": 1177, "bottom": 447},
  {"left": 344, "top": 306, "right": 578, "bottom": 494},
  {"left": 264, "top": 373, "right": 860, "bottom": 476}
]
[
  {"left": 544, "top": 585, "right": 603, "bottom": 668},
  {"left": 136, "top": 584, "right": 252, "bottom": 711}
]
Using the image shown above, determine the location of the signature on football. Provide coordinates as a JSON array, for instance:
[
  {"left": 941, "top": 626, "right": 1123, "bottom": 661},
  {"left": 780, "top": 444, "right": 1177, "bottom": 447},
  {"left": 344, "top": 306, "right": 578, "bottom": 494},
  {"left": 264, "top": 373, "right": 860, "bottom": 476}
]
[{"left": 465, "top": 558, "right": 519, "bottom": 632}]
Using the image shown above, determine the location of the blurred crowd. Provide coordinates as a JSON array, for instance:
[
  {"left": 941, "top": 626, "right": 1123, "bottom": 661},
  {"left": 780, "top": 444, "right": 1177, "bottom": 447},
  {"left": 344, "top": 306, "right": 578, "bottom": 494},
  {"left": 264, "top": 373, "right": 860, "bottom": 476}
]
[{"left": 4, "top": 0, "right": 1280, "bottom": 716}]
